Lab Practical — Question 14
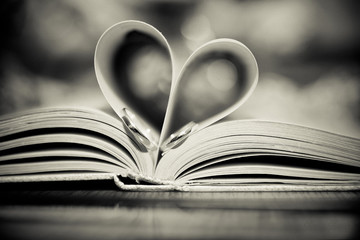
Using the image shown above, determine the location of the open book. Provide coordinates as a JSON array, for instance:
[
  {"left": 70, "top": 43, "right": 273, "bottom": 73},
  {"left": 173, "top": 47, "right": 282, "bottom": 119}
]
[{"left": 1, "top": 21, "right": 359, "bottom": 191}]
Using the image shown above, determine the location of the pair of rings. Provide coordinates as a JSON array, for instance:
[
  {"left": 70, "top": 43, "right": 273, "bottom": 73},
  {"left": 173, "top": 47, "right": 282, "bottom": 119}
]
[{"left": 120, "top": 108, "right": 196, "bottom": 154}]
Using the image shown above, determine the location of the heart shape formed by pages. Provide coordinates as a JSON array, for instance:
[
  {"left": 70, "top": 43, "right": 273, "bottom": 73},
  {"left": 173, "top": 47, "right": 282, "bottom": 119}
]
[{"left": 94, "top": 20, "right": 258, "bottom": 157}]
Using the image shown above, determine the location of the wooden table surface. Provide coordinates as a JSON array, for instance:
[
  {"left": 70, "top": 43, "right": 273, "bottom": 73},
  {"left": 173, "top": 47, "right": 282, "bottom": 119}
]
[{"left": 0, "top": 180, "right": 359, "bottom": 239}]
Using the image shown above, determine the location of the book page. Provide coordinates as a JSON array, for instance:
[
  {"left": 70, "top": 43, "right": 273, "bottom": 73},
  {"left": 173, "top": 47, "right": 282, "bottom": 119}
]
[
  {"left": 156, "top": 120, "right": 360, "bottom": 185},
  {"left": 0, "top": 107, "right": 154, "bottom": 180}
]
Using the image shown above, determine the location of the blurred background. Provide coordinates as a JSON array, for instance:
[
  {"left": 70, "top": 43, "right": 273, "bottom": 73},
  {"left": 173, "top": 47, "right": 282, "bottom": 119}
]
[{"left": 0, "top": 0, "right": 359, "bottom": 137}]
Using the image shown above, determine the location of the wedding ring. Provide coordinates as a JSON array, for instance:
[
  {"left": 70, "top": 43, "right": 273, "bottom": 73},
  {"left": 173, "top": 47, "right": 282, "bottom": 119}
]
[
  {"left": 120, "top": 108, "right": 157, "bottom": 151},
  {"left": 160, "top": 122, "right": 198, "bottom": 154}
]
